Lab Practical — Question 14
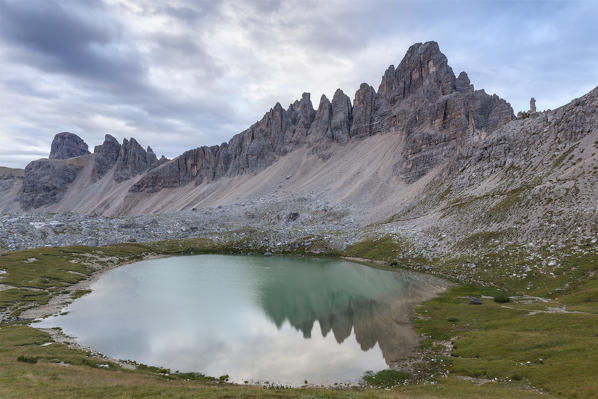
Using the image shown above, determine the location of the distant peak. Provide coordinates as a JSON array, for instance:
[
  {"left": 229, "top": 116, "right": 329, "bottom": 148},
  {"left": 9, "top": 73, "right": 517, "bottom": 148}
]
[
  {"left": 49, "top": 132, "right": 90, "bottom": 160},
  {"left": 318, "top": 94, "right": 330, "bottom": 106}
]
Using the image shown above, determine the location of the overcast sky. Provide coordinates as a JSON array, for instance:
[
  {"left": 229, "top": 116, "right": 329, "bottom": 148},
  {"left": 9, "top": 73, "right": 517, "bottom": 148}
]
[{"left": 0, "top": 0, "right": 596, "bottom": 168}]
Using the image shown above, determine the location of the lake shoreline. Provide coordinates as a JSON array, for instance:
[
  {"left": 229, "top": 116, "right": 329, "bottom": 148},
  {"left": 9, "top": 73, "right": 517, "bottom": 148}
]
[{"left": 23, "top": 252, "right": 451, "bottom": 387}]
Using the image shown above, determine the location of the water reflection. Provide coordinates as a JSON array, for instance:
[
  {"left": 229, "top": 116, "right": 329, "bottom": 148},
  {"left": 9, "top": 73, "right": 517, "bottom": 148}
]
[
  {"left": 257, "top": 259, "right": 435, "bottom": 365},
  {"left": 36, "top": 255, "right": 443, "bottom": 385}
]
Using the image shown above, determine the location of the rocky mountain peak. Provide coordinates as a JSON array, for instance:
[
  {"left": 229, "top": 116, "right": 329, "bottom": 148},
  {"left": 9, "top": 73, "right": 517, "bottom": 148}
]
[
  {"left": 307, "top": 95, "right": 333, "bottom": 143},
  {"left": 396, "top": 41, "right": 455, "bottom": 99},
  {"left": 20, "top": 160, "right": 81, "bottom": 210},
  {"left": 133, "top": 42, "right": 516, "bottom": 194},
  {"left": 456, "top": 71, "right": 473, "bottom": 93},
  {"left": 114, "top": 137, "right": 158, "bottom": 183},
  {"left": 350, "top": 83, "right": 377, "bottom": 138},
  {"left": 49, "top": 132, "right": 90, "bottom": 160},
  {"left": 330, "top": 89, "right": 353, "bottom": 144},
  {"left": 92, "top": 134, "right": 121, "bottom": 180}
]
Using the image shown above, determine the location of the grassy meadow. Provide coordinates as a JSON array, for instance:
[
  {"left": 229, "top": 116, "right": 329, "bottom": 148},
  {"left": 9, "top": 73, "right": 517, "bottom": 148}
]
[{"left": 0, "top": 236, "right": 596, "bottom": 398}]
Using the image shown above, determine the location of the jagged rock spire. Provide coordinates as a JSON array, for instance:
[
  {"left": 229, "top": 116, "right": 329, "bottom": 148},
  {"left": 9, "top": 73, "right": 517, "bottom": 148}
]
[{"left": 133, "top": 41, "right": 515, "bottom": 193}]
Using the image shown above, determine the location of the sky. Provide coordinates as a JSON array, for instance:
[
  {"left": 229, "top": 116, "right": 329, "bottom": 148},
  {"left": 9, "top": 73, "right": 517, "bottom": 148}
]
[{"left": 0, "top": 0, "right": 596, "bottom": 168}]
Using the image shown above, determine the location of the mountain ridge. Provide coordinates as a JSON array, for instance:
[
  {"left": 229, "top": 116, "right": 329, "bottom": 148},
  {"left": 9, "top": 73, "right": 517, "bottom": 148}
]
[{"left": 1, "top": 41, "right": 596, "bottom": 248}]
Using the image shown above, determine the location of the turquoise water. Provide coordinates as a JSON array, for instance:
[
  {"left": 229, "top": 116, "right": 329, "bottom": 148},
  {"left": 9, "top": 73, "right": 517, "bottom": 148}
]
[{"left": 38, "top": 255, "right": 438, "bottom": 385}]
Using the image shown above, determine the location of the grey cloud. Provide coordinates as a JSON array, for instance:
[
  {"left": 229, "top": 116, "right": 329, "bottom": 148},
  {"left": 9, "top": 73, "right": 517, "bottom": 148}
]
[
  {"left": 0, "top": 0, "right": 148, "bottom": 93},
  {"left": 0, "top": 0, "right": 596, "bottom": 169}
]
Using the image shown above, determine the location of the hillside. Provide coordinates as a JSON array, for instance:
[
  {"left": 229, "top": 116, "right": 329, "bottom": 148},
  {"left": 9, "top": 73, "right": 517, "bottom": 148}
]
[{"left": 1, "top": 41, "right": 596, "bottom": 257}]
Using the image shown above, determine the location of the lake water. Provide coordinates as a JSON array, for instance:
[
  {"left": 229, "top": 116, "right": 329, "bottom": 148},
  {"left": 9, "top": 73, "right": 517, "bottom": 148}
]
[{"left": 37, "top": 255, "right": 443, "bottom": 386}]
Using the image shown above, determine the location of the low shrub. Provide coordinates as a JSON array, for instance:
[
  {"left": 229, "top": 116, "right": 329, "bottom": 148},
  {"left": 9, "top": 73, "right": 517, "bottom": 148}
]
[
  {"left": 493, "top": 293, "right": 511, "bottom": 303},
  {"left": 17, "top": 355, "right": 38, "bottom": 364}
]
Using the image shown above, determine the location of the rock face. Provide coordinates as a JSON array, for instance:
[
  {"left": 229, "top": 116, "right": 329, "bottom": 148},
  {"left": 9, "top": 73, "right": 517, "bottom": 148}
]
[
  {"left": 132, "top": 144, "right": 230, "bottom": 192},
  {"left": 19, "top": 134, "right": 163, "bottom": 210},
  {"left": 49, "top": 132, "right": 90, "bottom": 160},
  {"left": 372, "top": 42, "right": 513, "bottom": 181},
  {"left": 133, "top": 41, "right": 513, "bottom": 193},
  {"left": 20, "top": 159, "right": 81, "bottom": 210},
  {"left": 113, "top": 138, "right": 158, "bottom": 183},
  {"left": 0, "top": 168, "right": 23, "bottom": 192},
  {"left": 92, "top": 134, "right": 121, "bottom": 180},
  {"left": 350, "top": 83, "right": 377, "bottom": 138},
  {"left": 91, "top": 135, "right": 160, "bottom": 183},
  {"left": 17, "top": 41, "right": 516, "bottom": 202}
]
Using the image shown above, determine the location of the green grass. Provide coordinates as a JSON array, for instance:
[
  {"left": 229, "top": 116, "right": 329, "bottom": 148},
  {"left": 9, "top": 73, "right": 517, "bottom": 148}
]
[
  {"left": 363, "top": 370, "right": 411, "bottom": 388},
  {"left": 0, "top": 324, "right": 553, "bottom": 399},
  {"left": 70, "top": 289, "right": 92, "bottom": 299},
  {"left": 1, "top": 236, "right": 595, "bottom": 398},
  {"left": 414, "top": 281, "right": 598, "bottom": 398}
]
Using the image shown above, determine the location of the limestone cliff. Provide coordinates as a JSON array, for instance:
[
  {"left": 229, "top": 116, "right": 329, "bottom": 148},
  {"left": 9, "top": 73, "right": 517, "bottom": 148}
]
[{"left": 132, "top": 41, "right": 513, "bottom": 193}]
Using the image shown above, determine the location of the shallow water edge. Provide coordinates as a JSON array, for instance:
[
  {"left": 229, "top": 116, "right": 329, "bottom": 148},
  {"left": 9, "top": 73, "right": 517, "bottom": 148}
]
[{"left": 26, "top": 252, "right": 450, "bottom": 386}]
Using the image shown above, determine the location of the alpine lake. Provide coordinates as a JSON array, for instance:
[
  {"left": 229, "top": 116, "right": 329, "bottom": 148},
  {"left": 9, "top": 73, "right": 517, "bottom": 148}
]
[{"left": 37, "top": 255, "right": 445, "bottom": 386}]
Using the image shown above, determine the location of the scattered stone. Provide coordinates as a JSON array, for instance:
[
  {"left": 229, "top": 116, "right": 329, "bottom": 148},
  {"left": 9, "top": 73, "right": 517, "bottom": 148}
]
[
  {"left": 286, "top": 212, "right": 300, "bottom": 222},
  {"left": 469, "top": 297, "right": 483, "bottom": 305}
]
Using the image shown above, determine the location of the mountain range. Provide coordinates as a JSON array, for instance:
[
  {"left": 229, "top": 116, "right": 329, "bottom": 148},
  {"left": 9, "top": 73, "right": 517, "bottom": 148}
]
[{"left": 1, "top": 41, "right": 596, "bottom": 249}]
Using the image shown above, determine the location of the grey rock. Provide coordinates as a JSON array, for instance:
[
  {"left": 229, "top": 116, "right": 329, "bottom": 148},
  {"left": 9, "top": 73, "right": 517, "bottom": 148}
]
[
  {"left": 92, "top": 134, "right": 121, "bottom": 180},
  {"left": 127, "top": 41, "right": 512, "bottom": 192},
  {"left": 530, "top": 97, "right": 536, "bottom": 113},
  {"left": 113, "top": 138, "right": 158, "bottom": 183},
  {"left": 350, "top": 83, "right": 377, "bottom": 138},
  {"left": 307, "top": 94, "right": 333, "bottom": 144},
  {"left": 455, "top": 72, "right": 473, "bottom": 93},
  {"left": 20, "top": 159, "right": 82, "bottom": 209},
  {"left": 306, "top": 89, "right": 353, "bottom": 157},
  {"left": 469, "top": 297, "right": 483, "bottom": 305},
  {"left": 286, "top": 212, "right": 300, "bottom": 222},
  {"left": 131, "top": 144, "right": 230, "bottom": 192},
  {"left": 49, "top": 132, "right": 90, "bottom": 160},
  {"left": 330, "top": 89, "right": 353, "bottom": 144},
  {"left": 376, "top": 41, "right": 513, "bottom": 181}
]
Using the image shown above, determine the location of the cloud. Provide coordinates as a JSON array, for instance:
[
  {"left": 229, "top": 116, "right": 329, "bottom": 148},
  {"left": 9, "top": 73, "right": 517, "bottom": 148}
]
[{"left": 0, "top": 0, "right": 596, "bottom": 168}]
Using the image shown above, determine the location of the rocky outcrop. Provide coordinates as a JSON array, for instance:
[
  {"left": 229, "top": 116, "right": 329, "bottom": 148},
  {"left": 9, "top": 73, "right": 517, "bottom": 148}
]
[
  {"left": 15, "top": 41, "right": 516, "bottom": 200},
  {"left": 49, "top": 132, "right": 90, "bottom": 160},
  {"left": 133, "top": 93, "right": 319, "bottom": 192},
  {"left": 113, "top": 138, "right": 158, "bottom": 183},
  {"left": 92, "top": 134, "right": 121, "bottom": 180},
  {"left": 92, "top": 135, "right": 161, "bottom": 182},
  {"left": 350, "top": 84, "right": 377, "bottom": 138},
  {"left": 330, "top": 89, "right": 353, "bottom": 144},
  {"left": 131, "top": 144, "right": 230, "bottom": 193},
  {"left": 307, "top": 89, "right": 352, "bottom": 149},
  {"left": 131, "top": 41, "right": 513, "bottom": 193},
  {"left": 367, "top": 42, "right": 514, "bottom": 181},
  {"left": 20, "top": 159, "right": 81, "bottom": 210},
  {"left": 0, "top": 167, "right": 23, "bottom": 192}
]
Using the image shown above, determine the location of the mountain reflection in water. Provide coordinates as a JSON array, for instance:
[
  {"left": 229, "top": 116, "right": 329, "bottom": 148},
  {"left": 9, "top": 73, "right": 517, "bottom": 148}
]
[
  {"left": 37, "top": 255, "right": 445, "bottom": 385},
  {"left": 257, "top": 259, "right": 434, "bottom": 365}
]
